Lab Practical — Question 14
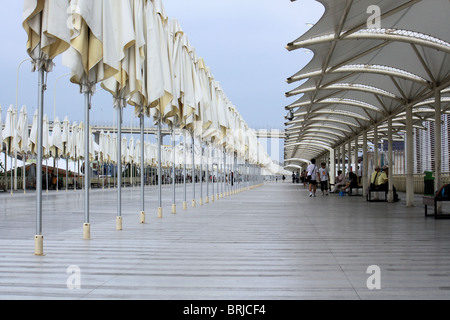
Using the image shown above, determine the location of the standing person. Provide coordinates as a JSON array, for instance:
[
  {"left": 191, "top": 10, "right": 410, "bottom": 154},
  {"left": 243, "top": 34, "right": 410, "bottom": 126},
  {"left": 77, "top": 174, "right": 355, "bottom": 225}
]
[
  {"left": 318, "top": 162, "right": 330, "bottom": 196},
  {"left": 306, "top": 159, "right": 319, "bottom": 197},
  {"left": 292, "top": 172, "right": 296, "bottom": 184}
]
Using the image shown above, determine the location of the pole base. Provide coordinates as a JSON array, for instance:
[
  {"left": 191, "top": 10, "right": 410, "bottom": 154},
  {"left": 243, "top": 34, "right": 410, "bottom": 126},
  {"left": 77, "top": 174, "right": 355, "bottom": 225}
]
[
  {"left": 211, "top": 195, "right": 215, "bottom": 202},
  {"left": 205, "top": 197, "right": 209, "bottom": 204},
  {"left": 83, "top": 223, "right": 91, "bottom": 240},
  {"left": 199, "top": 198, "right": 203, "bottom": 205},
  {"left": 216, "top": 194, "right": 219, "bottom": 201},
  {"left": 34, "top": 235, "right": 44, "bottom": 256},
  {"left": 192, "top": 199, "right": 196, "bottom": 208},
  {"left": 116, "top": 216, "right": 122, "bottom": 230},
  {"left": 140, "top": 211, "right": 145, "bottom": 224},
  {"left": 220, "top": 193, "right": 223, "bottom": 199},
  {"left": 158, "top": 207, "right": 163, "bottom": 218},
  {"left": 172, "top": 204, "right": 176, "bottom": 214},
  {"left": 183, "top": 201, "right": 187, "bottom": 210}
]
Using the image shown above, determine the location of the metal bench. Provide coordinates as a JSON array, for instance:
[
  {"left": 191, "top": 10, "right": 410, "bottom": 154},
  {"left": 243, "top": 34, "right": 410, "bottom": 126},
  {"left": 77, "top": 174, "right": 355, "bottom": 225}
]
[
  {"left": 423, "top": 195, "right": 450, "bottom": 219},
  {"left": 367, "top": 187, "right": 388, "bottom": 202}
]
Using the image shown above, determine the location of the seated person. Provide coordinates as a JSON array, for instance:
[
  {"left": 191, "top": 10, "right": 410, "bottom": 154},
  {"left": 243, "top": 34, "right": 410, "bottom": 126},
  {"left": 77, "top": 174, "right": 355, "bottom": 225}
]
[
  {"left": 342, "top": 171, "right": 359, "bottom": 191},
  {"left": 370, "top": 166, "right": 381, "bottom": 190},
  {"left": 377, "top": 165, "right": 400, "bottom": 201},
  {"left": 333, "top": 170, "right": 346, "bottom": 192}
]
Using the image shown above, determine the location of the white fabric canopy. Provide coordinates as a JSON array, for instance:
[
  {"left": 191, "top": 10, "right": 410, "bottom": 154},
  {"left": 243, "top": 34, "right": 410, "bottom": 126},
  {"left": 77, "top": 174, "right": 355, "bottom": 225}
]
[
  {"left": 50, "top": 116, "right": 63, "bottom": 157},
  {"left": 3, "top": 105, "right": 16, "bottom": 155}
]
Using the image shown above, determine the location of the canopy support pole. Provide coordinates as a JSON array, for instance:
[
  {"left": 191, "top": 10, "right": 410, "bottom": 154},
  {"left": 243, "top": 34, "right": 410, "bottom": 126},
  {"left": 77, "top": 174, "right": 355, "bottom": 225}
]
[
  {"left": 116, "top": 104, "right": 123, "bottom": 229},
  {"left": 406, "top": 104, "right": 414, "bottom": 207},
  {"left": 83, "top": 90, "right": 91, "bottom": 240},
  {"left": 171, "top": 126, "right": 176, "bottom": 214},
  {"left": 388, "top": 117, "right": 394, "bottom": 203},
  {"left": 362, "top": 132, "right": 368, "bottom": 197},
  {"left": 191, "top": 132, "right": 196, "bottom": 207},
  {"left": 140, "top": 113, "right": 145, "bottom": 223},
  {"left": 435, "top": 89, "right": 442, "bottom": 213},
  {"left": 206, "top": 143, "right": 209, "bottom": 203},
  {"left": 183, "top": 130, "right": 187, "bottom": 210},
  {"left": 157, "top": 119, "right": 162, "bottom": 217},
  {"left": 34, "top": 66, "right": 45, "bottom": 256}
]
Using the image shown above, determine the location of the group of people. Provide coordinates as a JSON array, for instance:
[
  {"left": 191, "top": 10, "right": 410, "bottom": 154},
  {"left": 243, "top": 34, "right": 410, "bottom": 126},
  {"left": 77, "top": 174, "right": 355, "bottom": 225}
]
[
  {"left": 305, "top": 159, "right": 330, "bottom": 197},
  {"left": 299, "top": 159, "right": 399, "bottom": 201}
]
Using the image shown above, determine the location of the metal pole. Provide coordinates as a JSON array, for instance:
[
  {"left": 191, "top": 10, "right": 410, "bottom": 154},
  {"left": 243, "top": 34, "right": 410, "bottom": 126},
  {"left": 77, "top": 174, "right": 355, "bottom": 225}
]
[
  {"left": 206, "top": 143, "right": 209, "bottom": 203},
  {"left": 183, "top": 130, "right": 187, "bottom": 209},
  {"left": 157, "top": 120, "right": 162, "bottom": 217},
  {"left": 117, "top": 105, "right": 123, "bottom": 229},
  {"left": 83, "top": 91, "right": 91, "bottom": 239},
  {"left": 35, "top": 66, "right": 45, "bottom": 255},
  {"left": 171, "top": 126, "right": 176, "bottom": 213},
  {"left": 223, "top": 147, "right": 226, "bottom": 197},
  {"left": 211, "top": 147, "right": 215, "bottom": 201},
  {"left": 191, "top": 133, "right": 196, "bottom": 207},
  {"left": 435, "top": 89, "right": 442, "bottom": 213},
  {"left": 200, "top": 144, "right": 203, "bottom": 205},
  {"left": 406, "top": 105, "right": 414, "bottom": 207},
  {"left": 140, "top": 114, "right": 145, "bottom": 220},
  {"left": 388, "top": 117, "right": 394, "bottom": 203}
]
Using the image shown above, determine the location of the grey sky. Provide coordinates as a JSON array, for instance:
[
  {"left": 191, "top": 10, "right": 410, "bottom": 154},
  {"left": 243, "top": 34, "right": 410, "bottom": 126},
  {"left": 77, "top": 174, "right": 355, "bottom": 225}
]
[{"left": 0, "top": 0, "right": 324, "bottom": 134}]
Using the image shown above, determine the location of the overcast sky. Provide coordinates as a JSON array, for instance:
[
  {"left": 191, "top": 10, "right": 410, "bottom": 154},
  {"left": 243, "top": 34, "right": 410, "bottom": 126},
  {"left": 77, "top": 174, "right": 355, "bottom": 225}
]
[{"left": 0, "top": 0, "right": 324, "bottom": 131}]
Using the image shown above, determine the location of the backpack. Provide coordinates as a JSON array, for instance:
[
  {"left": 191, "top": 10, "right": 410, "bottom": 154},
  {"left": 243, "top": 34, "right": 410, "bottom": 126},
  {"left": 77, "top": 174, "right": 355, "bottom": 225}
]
[{"left": 436, "top": 184, "right": 450, "bottom": 198}]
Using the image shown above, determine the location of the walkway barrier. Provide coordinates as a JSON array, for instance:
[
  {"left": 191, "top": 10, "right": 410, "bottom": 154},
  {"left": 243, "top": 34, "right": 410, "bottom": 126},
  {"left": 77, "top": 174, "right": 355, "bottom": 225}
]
[{"left": 393, "top": 173, "right": 450, "bottom": 194}]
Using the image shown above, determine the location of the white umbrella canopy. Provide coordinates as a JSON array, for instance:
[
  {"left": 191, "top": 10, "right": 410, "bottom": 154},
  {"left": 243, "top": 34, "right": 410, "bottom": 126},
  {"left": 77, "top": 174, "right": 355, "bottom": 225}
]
[
  {"left": 28, "top": 109, "right": 38, "bottom": 155},
  {"left": 61, "top": 116, "right": 70, "bottom": 157},
  {"left": 121, "top": 136, "right": 128, "bottom": 164},
  {"left": 63, "top": 0, "right": 125, "bottom": 90},
  {"left": 111, "top": 133, "right": 118, "bottom": 164},
  {"left": 23, "top": 0, "right": 71, "bottom": 71},
  {"left": 3, "top": 105, "right": 16, "bottom": 156},
  {"left": 42, "top": 114, "right": 50, "bottom": 158},
  {"left": 16, "top": 105, "right": 29, "bottom": 154},
  {"left": 143, "top": 0, "right": 165, "bottom": 111},
  {"left": 76, "top": 122, "right": 85, "bottom": 160},
  {"left": 99, "top": 130, "right": 106, "bottom": 162},
  {"left": 100, "top": 0, "right": 136, "bottom": 104},
  {"left": 134, "top": 139, "right": 141, "bottom": 166},
  {"left": 128, "top": 136, "right": 135, "bottom": 163},
  {"left": 68, "top": 121, "right": 78, "bottom": 160},
  {"left": 168, "top": 18, "right": 184, "bottom": 125},
  {"left": 152, "top": 0, "right": 174, "bottom": 124},
  {"left": 127, "top": 0, "right": 148, "bottom": 117},
  {"left": 50, "top": 116, "right": 63, "bottom": 158},
  {"left": 105, "top": 131, "right": 112, "bottom": 163},
  {"left": 89, "top": 127, "right": 95, "bottom": 161}
]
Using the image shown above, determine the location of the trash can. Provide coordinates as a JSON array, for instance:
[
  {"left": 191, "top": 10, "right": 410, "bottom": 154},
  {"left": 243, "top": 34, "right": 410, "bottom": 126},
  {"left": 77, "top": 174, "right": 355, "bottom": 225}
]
[{"left": 424, "top": 171, "right": 435, "bottom": 195}]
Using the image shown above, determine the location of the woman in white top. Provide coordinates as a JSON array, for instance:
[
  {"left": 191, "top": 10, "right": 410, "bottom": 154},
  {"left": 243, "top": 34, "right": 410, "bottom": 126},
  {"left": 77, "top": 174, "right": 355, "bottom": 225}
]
[
  {"left": 306, "top": 159, "right": 319, "bottom": 197},
  {"left": 318, "top": 162, "right": 330, "bottom": 196}
]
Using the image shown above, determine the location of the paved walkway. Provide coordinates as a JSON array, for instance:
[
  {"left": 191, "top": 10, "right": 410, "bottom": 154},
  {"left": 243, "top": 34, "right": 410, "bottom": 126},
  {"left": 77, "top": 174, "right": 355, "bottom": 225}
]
[{"left": 1, "top": 182, "right": 450, "bottom": 300}]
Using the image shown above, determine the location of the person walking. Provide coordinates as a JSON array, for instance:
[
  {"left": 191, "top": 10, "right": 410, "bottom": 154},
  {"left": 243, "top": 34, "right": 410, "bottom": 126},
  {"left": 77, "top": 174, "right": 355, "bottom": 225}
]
[
  {"left": 306, "top": 159, "right": 319, "bottom": 197},
  {"left": 318, "top": 162, "right": 330, "bottom": 196}
]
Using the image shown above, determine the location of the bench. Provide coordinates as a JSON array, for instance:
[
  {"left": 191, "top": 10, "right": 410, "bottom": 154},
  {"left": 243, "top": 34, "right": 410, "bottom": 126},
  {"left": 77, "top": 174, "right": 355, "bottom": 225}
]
[
  {"left": 423, "top": 195, "right": 450, "bottom": 219},
  {"left": 348, "top": 186, "right": 363, "bottom": 196},
  {"left": 367, "top": 187, "right": 388, "bottom": 202}
]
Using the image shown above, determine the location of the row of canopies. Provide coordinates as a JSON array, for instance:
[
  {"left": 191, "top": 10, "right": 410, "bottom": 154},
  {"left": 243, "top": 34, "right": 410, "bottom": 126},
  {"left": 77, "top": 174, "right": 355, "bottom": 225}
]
[
  {"left": 22, "top": 0, "right": 264, "bottom": 160},
  {"left": 285, "top": 0, "right": 450, "bottom": 161},
  {"left": 284, "top": 0, "right": 450, "bottom": 204},
  {"left": 1, "top": 104, "right": 284, "bottom": 171}
]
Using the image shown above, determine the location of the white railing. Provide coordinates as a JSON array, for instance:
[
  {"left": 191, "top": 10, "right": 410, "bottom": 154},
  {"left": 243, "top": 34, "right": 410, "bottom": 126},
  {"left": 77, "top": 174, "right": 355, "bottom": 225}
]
[{"left": 393, "top": 173, "right": 450, "bottom": 194}]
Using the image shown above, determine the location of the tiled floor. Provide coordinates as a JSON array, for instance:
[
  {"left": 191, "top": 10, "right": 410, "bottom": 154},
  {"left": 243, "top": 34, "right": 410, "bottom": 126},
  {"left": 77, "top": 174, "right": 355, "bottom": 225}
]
[{"left": 1, "top": 182, "right": 450, "bottom": 300}]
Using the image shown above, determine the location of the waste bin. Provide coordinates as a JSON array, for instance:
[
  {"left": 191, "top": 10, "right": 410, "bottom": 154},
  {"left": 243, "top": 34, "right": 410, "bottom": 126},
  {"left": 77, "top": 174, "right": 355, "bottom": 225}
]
[{"left": 424, "top": 171, "right": 435, "bottom": 195}]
